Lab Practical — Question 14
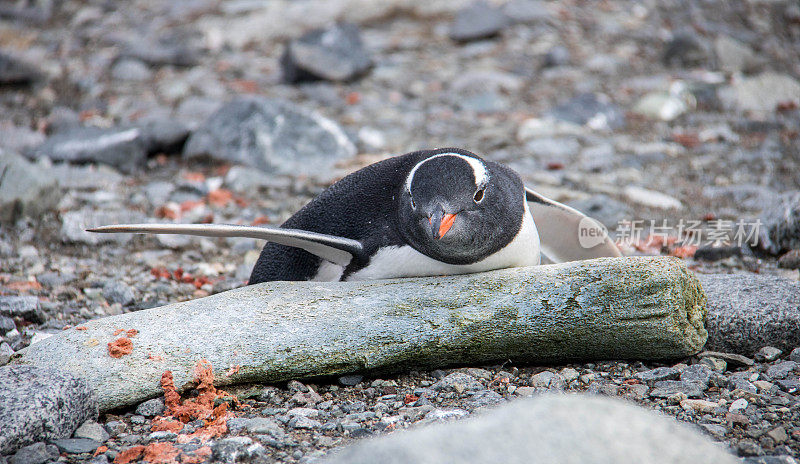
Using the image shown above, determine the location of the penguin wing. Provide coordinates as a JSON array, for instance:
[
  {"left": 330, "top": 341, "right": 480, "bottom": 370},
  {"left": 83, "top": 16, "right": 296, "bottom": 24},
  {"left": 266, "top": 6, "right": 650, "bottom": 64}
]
[
  {"left": 525, "top": 188, "right": 622, "bottom": 263},
  {"left": 87, "top": 223, "right": 363, "bottom": 266}
]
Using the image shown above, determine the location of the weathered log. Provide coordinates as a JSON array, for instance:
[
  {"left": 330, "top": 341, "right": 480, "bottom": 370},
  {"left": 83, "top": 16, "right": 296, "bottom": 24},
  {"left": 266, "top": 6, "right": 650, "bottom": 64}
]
[{"left": 14, "top": 256, "right": 706, "bottom": 412}]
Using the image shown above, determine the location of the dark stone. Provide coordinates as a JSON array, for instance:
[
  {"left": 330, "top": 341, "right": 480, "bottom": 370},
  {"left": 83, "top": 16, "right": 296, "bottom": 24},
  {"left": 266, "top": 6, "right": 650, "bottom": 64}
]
[
  {"left": 566, "top": 195, "right": 630, "bottom": 229},
  {"left": 694, "top": 246, "right": 742, "bottom": 262},
  {"left": 0, "top": 315, "right": 16, "bottom": 333},
  {"left": 759, "top": 191, "right": 800, "bottom": 254},
  {"left": 543, "top": 45, "right": 570, "bottom": 67},
  {"left": 449, "top": 1, "right": 509, "bottom": 42},
  {"left": 49, "top": 438, "right": 100, "bottom": 454},
  {"left": 27, "top": 126, "right": 147, "bottom": 174},
  {"left": 120, "top": 38, "right": 200, "bottom": 67},
  {"left": 102, "top": 281, "right": 135, "bottom": 307},
  {"left": 545, "top": 93, "right": 626, "bottom": 130},
  {"left": 649, "top": 380, "right": 704, "bottom": 398},
  {"left": 699, "top": 274, "right": 800, "bottom": 356},
  {"left": 136, "top": 118, "right": 190, "bottom": 154},
  {"left": 183, "top": 96, "right": 356, "bottom": 177},
  {"left": 0, "top": 366, "right": 98, "bottom": 454},
  {"left": 8, "top": 442, "right": 59, "bottom": 464},
  {"left": 635, "top": 367, "right": 681, "bottom": 384},
  {"left": 0, "top": 53, "right": 42, "bottom": 86},
  {"left": 777, "top": 250, "right": 800, "bottom": 270},
  {"left": 697, "top": 351, "right": 754, "bottom": 367},
  {"left": 663, "top": 34, "right": 710, "bottom": 68},
  {"left": 134, "top": 398, "right": 165, "bottom": 418},
  {"left": 0, "top": 296, "right": 45, "bottom": 324},
  {"left": 0, "top": 152, "right": 61, "bottom": 224},
  {"left": 281, "top": 23, "right": 372, "bottom": 83},
  {"left": 339, "top": 375, "right": 364, "bottom": 387},
  {"left": 765, "top": 361, "right": 798, "bottom": 380},
  {"left": 680, "top": 364, "right": 712, "bottom": 390}
]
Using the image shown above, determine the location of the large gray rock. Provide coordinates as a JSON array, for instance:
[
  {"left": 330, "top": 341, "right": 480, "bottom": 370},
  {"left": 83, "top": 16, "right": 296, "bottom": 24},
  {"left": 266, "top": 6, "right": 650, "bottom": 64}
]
[
  {"left": 758, "top": 191, "right": 800, "bottom": 254},
  {"left": 0, "top": 366, "right": 98, "bottom": 455},
  {"left": 281, "top": 22, "right": 372, "bottom": 83},
  {"left": 449, "top": 1, "right": 509, "bottom": 42},
  {"left": 0, "top": 151, "right": 60, "bottom": 223},
  {"left": 183, "top": 96, "right": 356, "bottom": 177},
  {"left": 700, "top": 274, "right": 800, "bottom": 356},
  {"left": 732, "top": 72, "right": 800, "bottom": 113},
  {"left": 14, "top": 257, "right": 706, "bottom": 412},
  {"left": 323, "top": 395, "right": 737, "bottom": 464},
  {"left": 28, "top": 126, "right": 147, "bottom": 174}
]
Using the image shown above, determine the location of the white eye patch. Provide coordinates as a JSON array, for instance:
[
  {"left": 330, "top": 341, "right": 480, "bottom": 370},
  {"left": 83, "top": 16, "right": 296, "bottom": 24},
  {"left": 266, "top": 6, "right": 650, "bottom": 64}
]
[{"left": 405, "top": 153, "right": 489, "bottom": 194}]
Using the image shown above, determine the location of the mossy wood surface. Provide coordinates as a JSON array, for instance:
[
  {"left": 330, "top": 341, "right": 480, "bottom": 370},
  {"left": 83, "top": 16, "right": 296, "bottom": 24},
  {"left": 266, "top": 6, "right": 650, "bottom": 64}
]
[{"left": 15, "top": 256, "right": 707, "bottom": 412}]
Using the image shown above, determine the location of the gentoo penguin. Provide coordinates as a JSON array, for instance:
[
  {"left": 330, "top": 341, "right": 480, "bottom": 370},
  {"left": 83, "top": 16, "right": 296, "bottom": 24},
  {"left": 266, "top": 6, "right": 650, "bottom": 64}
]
[{"left": 89, "top": 148, "right": 620, "bottom": 283}]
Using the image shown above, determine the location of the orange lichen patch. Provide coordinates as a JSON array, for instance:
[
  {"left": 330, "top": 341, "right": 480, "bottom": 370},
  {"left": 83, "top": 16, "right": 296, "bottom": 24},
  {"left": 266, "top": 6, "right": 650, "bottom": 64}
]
[
  {"left": 182, "top": 172, "right": 205, "bottom": 183},
  {"left": 155, "top": 204, "right": 180, "bottom": 220},
  {"left": 148, "top": 353, "right": 164, "bottom": 362},
  {"left": 207, "top": 189, "right": 234, "bottom": 207},
  {"left": 670, "top": 245, "right": 698, "bottom": 259},
  {"left": 108, "top": 337, "right": 133, "bottom": 358},
  {"left": 251, "top": 216, "right": 270, "bottom": 226},
  {"left": 224, "top": 365, "right": 240, "bottom": 377},
  {"left": 126, "top": 329, "right": 139, "bottom": 338},
  {"left": 114, "top": 445, "right": 145, "bottom": 464},
  {"left": 179, "top": 446, "right": 211, "bottom": 464},
  {"left": 180, "top": 200, "right": 204, "bottom": 213},
  {"left": 76, "top": 326, "right": 88, "bottom": 331},
  {"left": 151, "top": 417, "right": 183, "bottom": 433},
  {"left": 158, "top": 360, "right": 238, "bottom": 444},
  {"left": 94, "top": 446, "right": 108, "bottom": 457},
  {"left": 143, "top": 442, "right": 181, "bottom": 464},
  {"left": 113, "top": 329, "right": 125, "bottom": 336},
  {"left": 5, "top": 280, "right": 42, "bottom": 292}
]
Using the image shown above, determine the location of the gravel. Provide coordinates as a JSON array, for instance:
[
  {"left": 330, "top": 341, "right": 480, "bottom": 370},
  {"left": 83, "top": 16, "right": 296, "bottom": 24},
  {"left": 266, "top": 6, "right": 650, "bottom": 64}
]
[{"left": 1, "top": 0, "right": 799, "bottom": 462}]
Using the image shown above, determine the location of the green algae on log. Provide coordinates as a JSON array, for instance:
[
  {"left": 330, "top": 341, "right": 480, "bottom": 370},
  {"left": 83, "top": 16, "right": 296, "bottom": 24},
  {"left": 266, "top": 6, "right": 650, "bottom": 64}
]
[{"left": 14, "top": 256, "right": 707, "bottom": 412}]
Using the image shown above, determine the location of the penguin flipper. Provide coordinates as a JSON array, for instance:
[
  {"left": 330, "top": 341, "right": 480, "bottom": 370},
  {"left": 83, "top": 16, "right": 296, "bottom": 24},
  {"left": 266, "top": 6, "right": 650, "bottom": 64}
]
[
  {"left": 525, "top": 188, "right": 622, "bottom": 263},
  {"left": 87, "top": 223, "right": 363, "bottom": 266}
]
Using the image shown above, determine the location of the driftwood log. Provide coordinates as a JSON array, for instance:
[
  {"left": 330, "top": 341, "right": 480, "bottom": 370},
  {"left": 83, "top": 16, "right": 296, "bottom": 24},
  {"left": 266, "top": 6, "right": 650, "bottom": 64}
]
[{"left": 14, "top": 256, "right": 707, "bottom": 412}]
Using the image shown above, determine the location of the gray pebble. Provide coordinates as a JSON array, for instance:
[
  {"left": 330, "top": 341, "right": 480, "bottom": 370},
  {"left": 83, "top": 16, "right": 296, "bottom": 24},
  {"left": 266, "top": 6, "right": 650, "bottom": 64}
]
[{"left": 135, "top": 398, "right": 165, "bottom": 417}]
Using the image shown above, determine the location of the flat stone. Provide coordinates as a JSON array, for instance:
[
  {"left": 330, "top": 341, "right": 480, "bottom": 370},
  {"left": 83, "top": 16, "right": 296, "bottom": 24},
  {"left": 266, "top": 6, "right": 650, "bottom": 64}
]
[
  {"left": 183, "top": 96, "right": 356, "bottom": 178},
  {"left": 714, "top": 35, "right": 759, "bottom": 73},
  {"left": 73, "top": 420, "right": 109, "bottom": 442},
  {"left": 663, "top": 34, "right": 710, "bottom": 68},
  {"left": 8, "top": 442, "right": 59, "bottom": 464},
  {"left": 0, "top": 152, "right": 60, "bottom": 224},
  {"left": 337, "top": 375, "right": 364, "bottom": 387},
  {"left": 635, "top": 367, "right": 681, "bottom": 384},
  {"left": 28, "top": 126, "right": 147, "bottom": 174},
  {"left": 649, "top": 380, "right": 703, "bottom": 398},
  {"left": 449, "top": 1, "right": 509, "bottom": 42},
  {"left": 546, "top": 93, "right": 626, "bottom": 131},
  {"left": 732, "top": 72, "right": 800, "bottom": 113},
  {"left": 0, "top": 366, "right": 98, "bottom": 454},
  {"left": 0, "top": 296, "right": 44, "bottom": 324},
  {"left": 103, "top": 282, "right": 135, "bottom": 307},
  {"left": 624, "top": 186, "right": 683, "bottom": 210},
  {"left": 49, "top": 438, "right": 100, "bottom": 454},
  {"left": 765, "top": 361, "right": 798, "bottom": 380},
  {"left": 281, "top": 22, "right": 372, "bottom": 83},
  {"left": 61, "top": 209, "right": 147, "bottom": 245},
  {"left": 0, "top": 53, "right": 42, "bottom": 85},
  {"left": 697, "top": 351, "right": 754, "bottom": 368},
  {"left": 322, "top": 395, "right": 737, "bottom": 464},
  {"left": 243, "top": 418, "right": 281, "bottom": 435},
  {"left": 680, "top": 364, "right": 712, "bottom": 390},
  {"left": 699, "top": 274, "right": 800, "bottom": 355},
  {"left": 778, "top": 250, "right": 800, "bottom": 270}
]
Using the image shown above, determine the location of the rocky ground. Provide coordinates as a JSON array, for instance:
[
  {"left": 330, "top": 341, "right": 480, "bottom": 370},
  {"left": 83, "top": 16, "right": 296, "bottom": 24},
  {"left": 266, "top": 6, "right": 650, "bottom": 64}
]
[{"left": 1, "top": 0, "right": 800, "bottom": 463}]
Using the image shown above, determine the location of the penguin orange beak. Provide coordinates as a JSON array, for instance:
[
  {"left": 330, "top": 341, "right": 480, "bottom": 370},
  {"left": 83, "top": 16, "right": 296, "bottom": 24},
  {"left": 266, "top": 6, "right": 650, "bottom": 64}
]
[
  {"left": 429, "top": 211, "right": 458, "bottom": 239},
  {"left": 438, "top": 213, "right": 457, "bottom": 238}
]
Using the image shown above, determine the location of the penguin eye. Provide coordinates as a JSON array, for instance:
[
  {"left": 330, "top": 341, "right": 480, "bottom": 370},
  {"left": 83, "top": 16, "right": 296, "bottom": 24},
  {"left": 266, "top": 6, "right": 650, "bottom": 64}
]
[{"left": 473, "top": 187, "right": 485, "bottom": 203}]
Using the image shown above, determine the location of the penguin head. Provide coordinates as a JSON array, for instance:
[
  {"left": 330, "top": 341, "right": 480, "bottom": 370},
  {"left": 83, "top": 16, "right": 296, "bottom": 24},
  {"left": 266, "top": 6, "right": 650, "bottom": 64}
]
[{"left": 397, "top": 149, "right": 526, "bottom": 265}]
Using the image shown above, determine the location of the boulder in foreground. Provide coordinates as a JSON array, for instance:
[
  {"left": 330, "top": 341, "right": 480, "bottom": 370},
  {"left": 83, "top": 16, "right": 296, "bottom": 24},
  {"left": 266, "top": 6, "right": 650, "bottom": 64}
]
[{"left": 323, "top": 394, "right": 737, "bottom": 464}]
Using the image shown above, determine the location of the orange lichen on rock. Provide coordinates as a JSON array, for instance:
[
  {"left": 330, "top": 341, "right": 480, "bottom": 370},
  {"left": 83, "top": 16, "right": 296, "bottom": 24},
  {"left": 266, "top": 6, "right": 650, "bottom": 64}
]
[
  {"left": 150, "top": 417, "right": 183, "bottom": 433},
  {"left": 76, "top": 326, "right": 88, "bottom": 331},
  {"left": 113, "top": 329, "right": 124, "bottom": 336},
  {"left": 143, "top": 442, "right": 181, "bottom": 464},
  {"left": 224, "top": 365, "right": 240, "bottom": 377},
  {"left": 94, "top": 446, "right": 108, "bottom": 457},
  {"left": 108, "top": 337, "right": 133, "bottom": 358},
  {"left": 178, "top": 446, "right": 211, "bottom": 464},
  {"left": 126, "top": 329, "right": 139, "bottom": 337},
  {"left": 114, "top": 445, "right": 145, "bottom": 464},
  {"left": 158, "top": 360, "right": 238, "bottom": 443}
]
